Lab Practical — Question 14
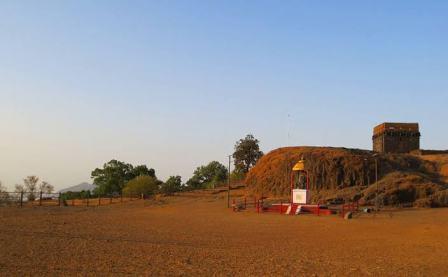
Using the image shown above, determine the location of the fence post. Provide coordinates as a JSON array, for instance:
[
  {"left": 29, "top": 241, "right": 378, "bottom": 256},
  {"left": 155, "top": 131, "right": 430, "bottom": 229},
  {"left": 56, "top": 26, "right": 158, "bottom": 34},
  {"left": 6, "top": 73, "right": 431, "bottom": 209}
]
[
  {"left": 109, "top": 195, "right": 112, "bottom": 204},
  {"left": 87, "top": 194, "right": 89, "bottom": 207},
  {"left": 121, "top": 193, "right": 123, "bottom": 203},
  {"left": 39, "top": 191, "right": 42, "bottom": 206},
  {"left": 256, "top": 199, "right": 260, "bottom": 213},
  {"left": 98, "top": 195, "right": 101, "bottom": 206},
  {"left": 58, "top": 193, "right": 61, "bottom": 206},
  {"left": 20, "top": 191, "right": 23, "bottom": 208}
]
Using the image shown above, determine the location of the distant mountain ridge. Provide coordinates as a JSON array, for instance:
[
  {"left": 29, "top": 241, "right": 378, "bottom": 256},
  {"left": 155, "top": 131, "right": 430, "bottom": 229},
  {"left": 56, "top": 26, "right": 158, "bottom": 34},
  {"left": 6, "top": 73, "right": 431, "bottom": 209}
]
[{"left": 59, "top": 182, "right": 95, "bottom": 193}]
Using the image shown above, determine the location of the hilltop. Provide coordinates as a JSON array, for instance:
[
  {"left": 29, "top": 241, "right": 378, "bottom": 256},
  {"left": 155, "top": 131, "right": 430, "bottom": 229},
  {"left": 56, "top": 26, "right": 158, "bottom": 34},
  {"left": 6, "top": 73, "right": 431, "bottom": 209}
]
[{"left": 245, "top": 147, "right": 448, "bottom": 207}]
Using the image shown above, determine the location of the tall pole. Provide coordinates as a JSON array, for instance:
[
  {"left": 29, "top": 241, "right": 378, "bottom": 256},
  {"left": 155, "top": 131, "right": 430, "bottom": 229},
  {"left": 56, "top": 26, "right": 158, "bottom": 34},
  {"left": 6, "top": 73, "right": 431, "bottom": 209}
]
[
  {"left": 375, "top": 158, "right": 379, "bottom": 210},
  {"left": 228, "top": 155, "right": 231, "bottom": 208},
  {"left": 375, "top": 158, "right": 378, "bottom": 184}
]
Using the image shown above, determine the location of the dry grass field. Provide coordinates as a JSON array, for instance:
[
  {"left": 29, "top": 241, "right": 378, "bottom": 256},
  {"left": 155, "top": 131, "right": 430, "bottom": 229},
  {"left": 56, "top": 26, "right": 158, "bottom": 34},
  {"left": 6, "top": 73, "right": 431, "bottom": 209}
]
[{"left": 1, "top": 190, "right": 448, "bottom": 276}]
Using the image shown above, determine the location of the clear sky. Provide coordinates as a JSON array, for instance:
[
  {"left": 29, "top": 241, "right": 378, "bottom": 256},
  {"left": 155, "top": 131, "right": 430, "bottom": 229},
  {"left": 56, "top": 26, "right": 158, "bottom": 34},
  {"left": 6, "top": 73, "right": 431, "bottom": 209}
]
[{"left": 0, "top": 1, "right": 447, "bottom": 190}]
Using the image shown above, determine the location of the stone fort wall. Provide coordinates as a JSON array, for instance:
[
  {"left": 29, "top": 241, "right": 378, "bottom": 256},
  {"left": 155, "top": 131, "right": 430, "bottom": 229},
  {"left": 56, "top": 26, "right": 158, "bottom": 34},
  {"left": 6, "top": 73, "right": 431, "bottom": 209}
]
[{"left": 373, "top": 123, "right": 421, "bottom": 153}]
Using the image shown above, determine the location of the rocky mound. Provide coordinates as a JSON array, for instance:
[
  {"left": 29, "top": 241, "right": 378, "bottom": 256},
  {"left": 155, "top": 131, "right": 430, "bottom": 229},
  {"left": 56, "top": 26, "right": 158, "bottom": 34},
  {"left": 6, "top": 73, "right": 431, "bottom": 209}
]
[{"left": 245, "top": 147, "right": 448, "bottom": 207}]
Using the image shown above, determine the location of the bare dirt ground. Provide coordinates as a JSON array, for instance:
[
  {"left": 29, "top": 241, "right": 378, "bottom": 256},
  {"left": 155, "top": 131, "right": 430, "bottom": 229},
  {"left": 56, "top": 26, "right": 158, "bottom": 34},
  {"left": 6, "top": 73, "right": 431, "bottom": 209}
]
[{"left": 1, "top": 191, "right": 448, "bottom": 276}]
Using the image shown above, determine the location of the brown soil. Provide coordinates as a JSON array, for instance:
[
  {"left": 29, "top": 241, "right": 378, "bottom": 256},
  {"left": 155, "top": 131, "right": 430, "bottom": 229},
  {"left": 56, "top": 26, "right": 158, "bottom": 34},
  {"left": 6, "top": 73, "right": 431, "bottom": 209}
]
[
  {"left": 245, "top": 147, "right": 448, "bottom": 206},
  {"left": 1, "top": 190, "right": 448, "bottom": 276}
]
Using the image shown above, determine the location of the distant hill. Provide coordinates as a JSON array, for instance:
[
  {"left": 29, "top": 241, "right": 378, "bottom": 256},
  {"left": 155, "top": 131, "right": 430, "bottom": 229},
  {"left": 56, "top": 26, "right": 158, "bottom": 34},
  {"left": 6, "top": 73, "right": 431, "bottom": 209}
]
[{"left": 59, "top": 182, "right": 95, "bottom": 193}]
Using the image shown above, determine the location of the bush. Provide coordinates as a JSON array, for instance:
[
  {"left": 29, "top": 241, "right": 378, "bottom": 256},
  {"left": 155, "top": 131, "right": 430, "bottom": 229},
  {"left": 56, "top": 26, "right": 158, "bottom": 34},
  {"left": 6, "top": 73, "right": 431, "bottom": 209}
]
[
  {"left": 122, "top": 176, "right": 161, "bottom": 196},
  {"left": 430, "top": 190, "right": 448, "bottom": 207},
  {"left": 61, "top": 190, "right": 92, "bottom": 200}
]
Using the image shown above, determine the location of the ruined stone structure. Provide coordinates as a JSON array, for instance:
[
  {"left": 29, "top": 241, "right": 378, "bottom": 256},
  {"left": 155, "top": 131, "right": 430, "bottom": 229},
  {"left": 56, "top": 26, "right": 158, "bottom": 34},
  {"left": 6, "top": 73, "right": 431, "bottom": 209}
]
[{"left": 372, "top": 123, "right": 421, "bottom": 154}]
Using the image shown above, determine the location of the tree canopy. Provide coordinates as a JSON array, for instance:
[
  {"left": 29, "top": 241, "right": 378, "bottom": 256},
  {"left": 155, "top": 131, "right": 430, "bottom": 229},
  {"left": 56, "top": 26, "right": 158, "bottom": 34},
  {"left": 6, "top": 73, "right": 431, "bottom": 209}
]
[
  {"left": 160, "top": 176, "right": 183, "bottom": 195},
  {"left": 186, "top": 161, "right": 228, "bottom": 189},
  {"left": 91, "top": 160, "right": 156, "bottom": 194},
  {"left": 232, "top": 134, "right": 263, "bottom": 174}
]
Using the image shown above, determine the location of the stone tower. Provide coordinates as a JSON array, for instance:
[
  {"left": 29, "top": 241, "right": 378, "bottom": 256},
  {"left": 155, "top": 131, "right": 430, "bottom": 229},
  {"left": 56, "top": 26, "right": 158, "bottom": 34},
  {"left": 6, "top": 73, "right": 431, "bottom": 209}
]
[{"left": 372, "top": 123, "right": 421, "bottom": 153}]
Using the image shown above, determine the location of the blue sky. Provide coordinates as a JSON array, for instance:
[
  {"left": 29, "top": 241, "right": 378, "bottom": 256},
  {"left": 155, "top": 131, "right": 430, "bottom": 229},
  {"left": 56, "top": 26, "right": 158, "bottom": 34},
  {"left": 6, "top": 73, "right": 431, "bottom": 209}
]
[{"left": 0, "top": 1, "right": 447, "bottom": 190}]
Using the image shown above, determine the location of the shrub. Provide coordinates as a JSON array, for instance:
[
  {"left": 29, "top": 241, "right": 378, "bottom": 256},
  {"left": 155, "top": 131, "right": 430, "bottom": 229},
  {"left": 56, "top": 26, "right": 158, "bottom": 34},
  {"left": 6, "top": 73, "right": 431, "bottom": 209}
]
[
  {"left": 123, "top": 176, "right": 161, "bottom": 196},
  {"left": 430, "top": 190, "right": 448, "bottom": 207},
  {"left": 61, "top": 190, "right": 91, "bottom": 200}
]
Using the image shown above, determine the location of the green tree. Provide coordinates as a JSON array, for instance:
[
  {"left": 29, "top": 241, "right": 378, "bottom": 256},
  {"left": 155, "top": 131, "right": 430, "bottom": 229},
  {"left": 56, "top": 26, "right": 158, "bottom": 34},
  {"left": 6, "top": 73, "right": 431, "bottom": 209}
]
[
  {"left": 122, "top": 176, "right": 161, "bottom": 196},
  {"left": 91, "top": 160, "right": 156, "bottom": 194},
  {"left": 132, "top": 165, "right": 156, "bottom": 178},
  {"left": 160, "top": 176, "right": 183, "bottom": 195},
  {"left": 232, "top": 134, "right": 263, "bottom": 174},
  {"left": 186, "top": 161, "right": 228, "bottom": 189}
]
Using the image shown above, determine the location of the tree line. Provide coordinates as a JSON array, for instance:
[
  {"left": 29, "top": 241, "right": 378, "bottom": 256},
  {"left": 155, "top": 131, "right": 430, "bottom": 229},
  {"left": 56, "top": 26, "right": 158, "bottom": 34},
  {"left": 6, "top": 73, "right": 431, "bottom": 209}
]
[{"left": 89, "top": 134, "right": 263, "bottom": 197}]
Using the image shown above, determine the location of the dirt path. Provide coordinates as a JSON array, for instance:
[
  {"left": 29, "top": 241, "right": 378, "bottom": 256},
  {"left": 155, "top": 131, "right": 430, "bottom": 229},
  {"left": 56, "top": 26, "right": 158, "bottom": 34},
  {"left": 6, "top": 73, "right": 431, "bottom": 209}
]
[{"left": 1, "top": 192, "right": 448, "bottom": 276}]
